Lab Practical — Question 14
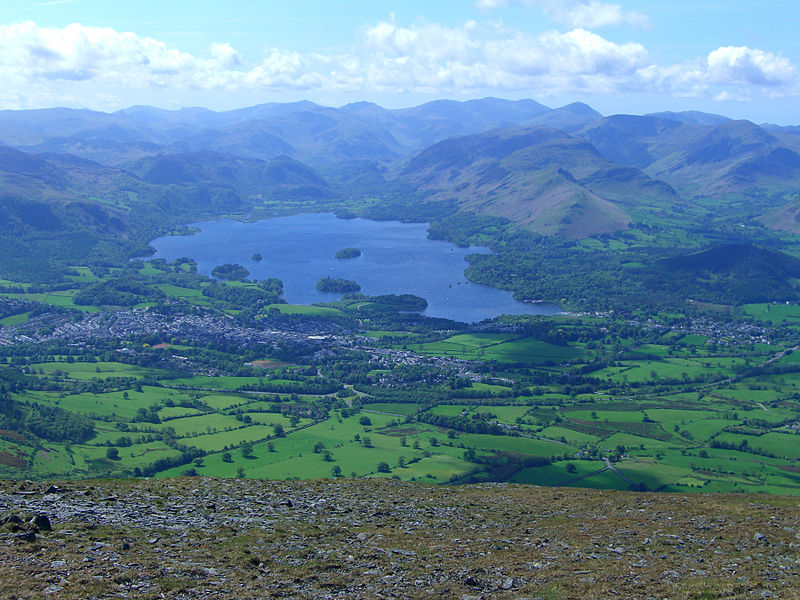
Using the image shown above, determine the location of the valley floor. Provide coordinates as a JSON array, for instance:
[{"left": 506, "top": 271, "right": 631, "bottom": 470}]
[{"left": 1, "top": 478, "right": 799, "bottom": 599}]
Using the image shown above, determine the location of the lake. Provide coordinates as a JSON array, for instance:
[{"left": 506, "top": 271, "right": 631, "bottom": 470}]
[{"left": 149, "top": 213, "right": 561, "bottom": 322}]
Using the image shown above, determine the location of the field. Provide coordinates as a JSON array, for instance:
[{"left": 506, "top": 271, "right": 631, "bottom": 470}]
[
  {"left": 155, "top": 412, "right": 475, "bottom": 483},
  {"left": 265, "top": 303, "right": 344, "bottom": 317},
  {"left": 5, "top": 278, "right": 800, "bottom": 497},
  {"left": 0, "top": 289, "right": 101, "bottom": 312},
  {"left": 511, "top": 460, "right": 629, "bottom": 489},
  {"left": 0, "top": 311, "right": 31, "bottom": 326},
  {"left": 30, "top": 361, "right": 177, "bottom": 381},
  {"left": 4, "top": 347, "right": 800, "bottom": 494},
  {"left": 409, "top": 333, "right": 580, "bottom": 364},
  {"left": 739, "top": 302, "right": 800, "bottom": 325},
  {"left": 156, "top": 284, "right": 204, "bottom": 298}
]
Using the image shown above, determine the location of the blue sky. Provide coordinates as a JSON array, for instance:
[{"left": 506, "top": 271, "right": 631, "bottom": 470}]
[{"left": 1, "top": 0, "right": 799, "bottom": 123}]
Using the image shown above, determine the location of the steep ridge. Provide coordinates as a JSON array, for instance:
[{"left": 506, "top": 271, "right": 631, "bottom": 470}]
[
  {"left": 645, "top": 120, "right": 800, "bottom": 196},
  {"left": 0, "top": 146, "right": 70, "bottom": 193},
  {"left": 759, "top": 197, "right": 800, "bottom": 233},
  {"left": 6, "top": 99, "right": 800, "bottom": 235},
  {"left": 0, "top": 107, "right": 167, "bottom": 147},
  {"left": 169, "top": 107, "right": 406, "bottom": 166},
  {"left": 575, "top": 114, "right": 707, "bottom": 170},
  {"left": 520, "top": 101, "right": 602, "bottom": 131},
  {"left": 0, "top": 144, "right": 337, "bottom": 280},
  {"left": 17, "top": 139, "right": 163, "bottom": 167},
  {"left": 385, "top": 97, "right": 551, "bottom": 149},
  {"left": 125, "top": 151, "right": 332, "bottom": 200},
  {"left": 645, "top": 109, "right": 731, "bottom": 126},
  {"left": 399, "top": 127, "right": 679, "bottom": 237},
  {"left": 171, "top": 98, "right": 553, "bottom": 167},
  {"left": 0, "top": 98, "right": 554, "bottom": 169},
  {"left": 576, "top": 116, "right": 800, "bottom": 218}
]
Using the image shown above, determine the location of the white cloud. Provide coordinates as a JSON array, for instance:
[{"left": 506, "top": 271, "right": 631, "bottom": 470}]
[
  {"left": 637, "top": 46, "right": 798, "bottom": 100},
  {"left": 209, "top": 42, "right": 242, "bottom": 69},
  {"left": 357, "top": 21, "right": 649, "bottom": 93},
  {"left": 0, "top": 21, "right": 233, "bottom": 88},
  {"left": 707, "top": 46, "right": 796, "bottom": 86},
  {"left": 0, "top": 20, "right": 796, "bottom": 110},
  {"left": 476, "top": 0, "right": 651, "bottom": 29}
]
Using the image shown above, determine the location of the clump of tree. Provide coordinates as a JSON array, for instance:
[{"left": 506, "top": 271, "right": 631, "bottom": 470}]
[
  {"left": 316, "top": 277, "right": 360, "bottom": 293},
  {"left": 334, "top": 248, "right": 361, "bottom": 259},
  {"left": 371, "top": 294, "right": 428, "bottom": 311},
  {"left": 240, "top": 441, "right": 254, "bottom": 458},
  {"left": 211, "top": 263, "right": 250, "bottom": 281},
  {"left": 0, "top": 396, "right": 94, "bottom": 443},
  {"left": 202, "top": 278, "right": 283, "bottom": 306},
  {"left": 75, "top": 279, "right": 166, "bottom": 306}
]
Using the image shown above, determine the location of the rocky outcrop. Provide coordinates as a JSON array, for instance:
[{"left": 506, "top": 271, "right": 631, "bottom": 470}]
[{"left": 1, "top": 478, "right": 798, "bottom": 599}]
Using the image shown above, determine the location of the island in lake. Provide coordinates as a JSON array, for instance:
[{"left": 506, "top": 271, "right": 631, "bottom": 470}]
[
  {"left": 317, "top": 277, "right": 361, "bottom": 293},
  {"left": 211, "top": 263, "right": 250, "bottom": 281},
  {"left": 335, "top": 247, "right": 361, "bottom": 259}
]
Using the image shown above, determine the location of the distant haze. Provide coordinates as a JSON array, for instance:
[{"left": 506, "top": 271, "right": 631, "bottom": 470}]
[{"left": 0, "top": 1, "right": 799, "bottom": 124}]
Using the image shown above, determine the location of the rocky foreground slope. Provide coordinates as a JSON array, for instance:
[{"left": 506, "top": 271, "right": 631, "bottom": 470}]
[{"left": 1, "top": 478, "right": 799, "bottom": 599}]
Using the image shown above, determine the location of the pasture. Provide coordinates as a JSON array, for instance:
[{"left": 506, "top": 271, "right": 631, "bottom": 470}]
[{"left": 410, "top": 334, "right": 580, "bottom": 364}]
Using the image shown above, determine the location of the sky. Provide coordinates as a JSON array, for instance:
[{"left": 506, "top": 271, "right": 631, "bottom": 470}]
[{"left": 1, "top": 0, "right": 799, "bottom": 123}]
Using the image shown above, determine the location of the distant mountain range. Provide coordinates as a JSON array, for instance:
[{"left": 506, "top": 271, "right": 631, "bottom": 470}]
[{"left": 2, "top": 96, "right": 800, "bottom": 242}]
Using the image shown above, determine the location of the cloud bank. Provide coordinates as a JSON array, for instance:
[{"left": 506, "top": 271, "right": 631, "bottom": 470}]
[{"left": 0, "top": 19, "right": 796, "bottom": 109}]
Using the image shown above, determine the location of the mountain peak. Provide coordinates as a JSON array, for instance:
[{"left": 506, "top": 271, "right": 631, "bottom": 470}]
[{"left": 559, "top": 102, "right": 602, "bottom": 117}]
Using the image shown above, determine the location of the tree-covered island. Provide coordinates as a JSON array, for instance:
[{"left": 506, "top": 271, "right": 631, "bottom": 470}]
[
  {"left": 316, "top": 277, "right": 361, "bottom": 293},
  {"left": 335, "top": 248, "right": 361, "bottom": 259}
]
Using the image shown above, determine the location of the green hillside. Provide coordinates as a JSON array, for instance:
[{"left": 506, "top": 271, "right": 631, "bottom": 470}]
[{"left": 399, "top": 127, "right": 680, "bottom": 238}]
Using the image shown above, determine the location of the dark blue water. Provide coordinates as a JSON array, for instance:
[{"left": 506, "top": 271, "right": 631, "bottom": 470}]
[{"left": 149, "top": 213, "right": 560, "bottom": 323}]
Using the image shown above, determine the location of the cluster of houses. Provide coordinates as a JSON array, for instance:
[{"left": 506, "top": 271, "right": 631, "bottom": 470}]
[{"left": 632, "top": 316, "right": 774, "bottom": 347}]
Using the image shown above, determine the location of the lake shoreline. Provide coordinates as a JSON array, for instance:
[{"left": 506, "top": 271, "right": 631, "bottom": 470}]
[{"left": 150, "top": 213, "right": 561, "bottom": 323}]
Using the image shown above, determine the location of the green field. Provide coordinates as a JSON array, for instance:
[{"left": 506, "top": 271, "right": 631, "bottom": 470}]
[
  {"left": 593, "top": 357, "right": 744, "bottom": 383},
  {"left": 410, "top": 334, "right": 580, "bottom": 364},
  {"left": 30, "top": 361, "right": 179, "bottom": 381},
  {"left": 363, "top": 403, "right": 421, "bottom": 415},
  {"left": 740, "top": 303, "right": 800, "bottom": 325},
  {"left": 538, "top": 425, "right": 600, "bottom": 446},
  {"left": 166, "top": 375, "right": 268, "bottom": 389},
  {"left": 1, "top": 289, "right": 101, "bottom": 312},
  {"left": 65, "top": 266, "right": 101, "bottom": 282},
  {"left": 153, "top": 412, "right": 475, "bottom": 483},
  {"left": 200, "top": 394, "right": 252, "bottom": 411},
  {"left": 511, "top": 460, "right": 627, "bottom": 489},
  {"left": 17, "top": 388, "right": 176, "bottom": 419},
  {"left": 157, "top": 284, "right": 204, "bottom": 298},
  {"left": 0, "top": 311, "right": 32, "bottom": 326},
  {"left": 564, "top": 409, "right": 644, "bottom": 423},
  {"left": 266, "top": 304, "right": 344, "bottom": 317},
  {"left": 6, "top": 281, "right": 800, "bottom": 496},
  {"left": 10, "top": 340, "right": 799, "bottom": 493}
]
